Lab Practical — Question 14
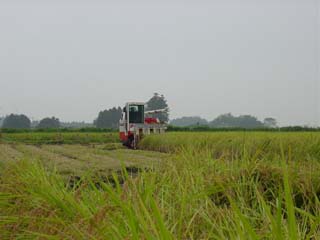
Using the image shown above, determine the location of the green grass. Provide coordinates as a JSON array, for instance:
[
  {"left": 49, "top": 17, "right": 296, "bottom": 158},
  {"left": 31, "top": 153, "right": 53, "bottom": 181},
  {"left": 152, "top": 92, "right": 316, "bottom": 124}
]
[
  {"left": 1, "top": 132, "right": 320, "bottom": 239},
  {"left": 0, "top": 132, "right": 118, "bottom": 144}
]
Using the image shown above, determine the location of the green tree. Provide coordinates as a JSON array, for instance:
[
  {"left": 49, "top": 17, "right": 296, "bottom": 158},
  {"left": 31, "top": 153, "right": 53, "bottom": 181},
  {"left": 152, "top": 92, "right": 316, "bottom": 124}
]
[
  {"left": 264, "top": 117, "right": 277, "bottom": 128},
  {"left": 94, "top": 107, "right": 122, "bottom": 129},
  {"left": 146, "top": 93, "right": 169, "bottom": 122},
  {"left": 2, "top": 114, "right": 31, "bottom": 129},
  {"left": 210, "top": 113, "right": 236, "bottom": 128},
  {"left": 37, "top": 117, "right": 60, "bottom": 129},
  {"left": 237, "top": 115, "right": 265, "bottom": 128},
  {"left": 210, "top": 113, "right": 264, "bottom": 129},
  {"left": 170, "top": 116, "right": 208, "bottom": 127}
]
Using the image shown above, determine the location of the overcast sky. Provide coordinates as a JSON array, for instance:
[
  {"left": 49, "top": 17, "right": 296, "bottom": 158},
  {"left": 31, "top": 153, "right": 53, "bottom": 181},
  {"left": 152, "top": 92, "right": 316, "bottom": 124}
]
[{"left": 0, "top": 0, "right": 319, "bottom": 126}]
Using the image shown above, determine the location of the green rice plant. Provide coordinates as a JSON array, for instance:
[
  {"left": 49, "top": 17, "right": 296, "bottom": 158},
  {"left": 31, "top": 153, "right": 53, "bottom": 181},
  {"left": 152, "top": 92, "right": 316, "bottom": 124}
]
[
  {"left": 139, "top": 132, "right": 320, "bottom": 162},
  {"left": 1, "top": 132, "right": 320, "bottom": 239},
  {"left": 1, "top": 132, "right": 118, "bottom": 144}
]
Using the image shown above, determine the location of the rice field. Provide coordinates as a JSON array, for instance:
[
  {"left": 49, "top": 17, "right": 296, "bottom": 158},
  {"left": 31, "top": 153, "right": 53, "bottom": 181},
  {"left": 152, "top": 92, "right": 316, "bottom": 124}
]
[
  {"left": 1, "top": 131, "right": 320, "bottom": 239},
  {"left": 0, "top": 132, "right": 118, "bottom": 144},
  {"left": 0, "top": 143, "right": 166, "bottom": 178}
]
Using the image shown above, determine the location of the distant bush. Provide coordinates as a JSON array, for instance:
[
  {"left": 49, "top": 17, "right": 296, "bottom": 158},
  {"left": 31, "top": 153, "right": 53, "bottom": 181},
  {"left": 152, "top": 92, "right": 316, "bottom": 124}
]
[
  {"left": 170, "top": 116, "right": 208, "bottom": 127},
  {"left": 166, "top": 125, "right": 320, "bottom": 132},
  {"left": 0, "top": 127, "right": 117, "bottom": 133},
  {"left": 37, "top": 117, "right": 60, "bottom": 129},
  {"left": 2, "top": 114, "right": 31, "bottom": 129},
  {"left": 279, "top": 126, "right": 320, "bottom": 132},
  {"left": 209, "top": 113, "right": 265, "bottom": 128}
]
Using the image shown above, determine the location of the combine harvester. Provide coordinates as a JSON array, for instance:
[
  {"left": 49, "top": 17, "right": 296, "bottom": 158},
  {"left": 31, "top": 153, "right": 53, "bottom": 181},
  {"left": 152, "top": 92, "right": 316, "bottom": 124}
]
[{"left": 119, "top": 102, "right": 167, "bottom": 149}]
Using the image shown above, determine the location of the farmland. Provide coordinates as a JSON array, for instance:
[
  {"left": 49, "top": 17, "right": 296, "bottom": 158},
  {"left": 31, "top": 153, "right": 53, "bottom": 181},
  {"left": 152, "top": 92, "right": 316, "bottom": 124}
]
[
  {"left": 1, "top": 131, "right": 320, "bottom": 239},
  {"left": 0, "top": 132, "right": 118, "bottom": 144}
]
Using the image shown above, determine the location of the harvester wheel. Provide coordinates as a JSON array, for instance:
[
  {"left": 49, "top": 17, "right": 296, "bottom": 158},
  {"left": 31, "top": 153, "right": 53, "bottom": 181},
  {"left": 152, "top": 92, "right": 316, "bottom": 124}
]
[{"left": 127, "top": 134, "right": 135, "bottom": 149}]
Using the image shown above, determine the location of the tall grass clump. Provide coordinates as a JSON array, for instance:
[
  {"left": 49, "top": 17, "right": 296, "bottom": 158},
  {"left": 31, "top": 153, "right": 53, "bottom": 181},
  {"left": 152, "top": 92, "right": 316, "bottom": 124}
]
[{"left": 1, "top": 132, "right": 320, "bottom": 238}]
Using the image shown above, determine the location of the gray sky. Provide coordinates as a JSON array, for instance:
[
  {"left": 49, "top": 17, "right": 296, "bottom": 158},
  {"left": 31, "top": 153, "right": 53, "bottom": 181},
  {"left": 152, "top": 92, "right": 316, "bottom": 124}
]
[{"left": 0, "top": 0, "right": 319, "bottom": 126}]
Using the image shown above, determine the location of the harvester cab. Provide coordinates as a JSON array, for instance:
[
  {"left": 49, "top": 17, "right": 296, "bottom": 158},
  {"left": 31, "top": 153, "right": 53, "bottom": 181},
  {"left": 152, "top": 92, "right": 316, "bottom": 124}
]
[{"left": 119, "top": 102, "right": 167, "bottom": 149}]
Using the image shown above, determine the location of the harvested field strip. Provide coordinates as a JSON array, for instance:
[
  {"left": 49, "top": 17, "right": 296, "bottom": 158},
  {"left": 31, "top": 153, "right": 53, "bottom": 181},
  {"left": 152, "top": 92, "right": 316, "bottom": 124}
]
[
  {"left": 0, "top": 144, "right": 24, "bottom": 163},
  {"left": 0, "top": 143, "right": 168, "bottom": 178},
  {"left": 52, "top": 144, "right": 166, "bottom": 164},
  {"left": 43, "top": 145, "right": 133, "bottom": 173},
  {"left": 11, "top": 144, "right": 88, "bottom": 176},
  {"left": 0, "top": 132, "right": 118, "bottom": 144},
  {"left": 42, "top": 145, "right": 166, "bottom": 168}
]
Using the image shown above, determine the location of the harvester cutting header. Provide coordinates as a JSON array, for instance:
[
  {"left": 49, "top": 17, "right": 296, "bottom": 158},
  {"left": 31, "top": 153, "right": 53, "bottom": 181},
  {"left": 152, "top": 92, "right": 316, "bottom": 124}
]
[{"left": 119, "top": 102, "right": 168, "bottom": 149}]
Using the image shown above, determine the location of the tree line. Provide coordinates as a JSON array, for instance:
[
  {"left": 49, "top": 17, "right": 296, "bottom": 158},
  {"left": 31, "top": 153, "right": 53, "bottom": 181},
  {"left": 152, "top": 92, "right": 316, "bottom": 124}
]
[
  {"left": 170, "top": 113, "right": 277, "bottom": 129},
  {"left": 0, "top": 93, "right": 169, "bottom": 129},
  {"left": 0, "top": 115, "right": 61, "bottom": 129},
  {"left": 0, "top": 92, "right": 288, "bottom": 130}
]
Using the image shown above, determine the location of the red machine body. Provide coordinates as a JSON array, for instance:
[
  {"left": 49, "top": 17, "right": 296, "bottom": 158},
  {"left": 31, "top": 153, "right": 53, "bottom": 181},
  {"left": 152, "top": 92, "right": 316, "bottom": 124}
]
[{"left": 144, "top": 117, "right": 159, "bottom": 124}]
